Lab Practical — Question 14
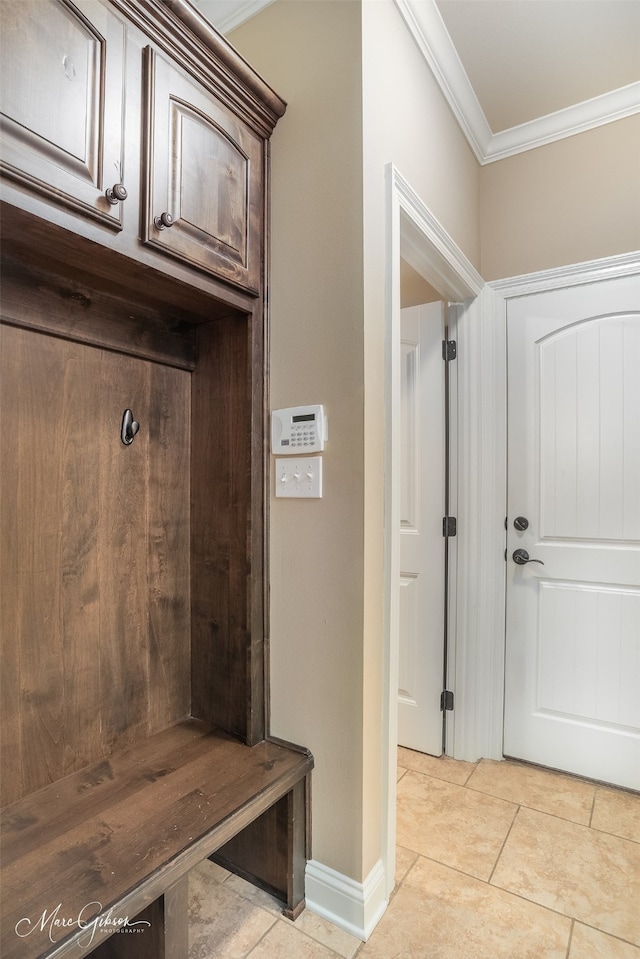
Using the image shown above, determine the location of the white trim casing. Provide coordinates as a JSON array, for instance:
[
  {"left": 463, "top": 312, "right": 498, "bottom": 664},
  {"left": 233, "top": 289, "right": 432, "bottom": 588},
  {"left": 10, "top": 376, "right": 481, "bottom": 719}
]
[
  {"left": 383, "top": 164, "right": 491, "bottom": 901},
  {"left": 395, "top": 172, "right": 484, "bottom": 299},
  {"left": 490, "top": 250, "right": 640, "bottom": 295},
  {"left": 452, "top": 285, "right": 506, "bottom": 761},
  {"left": 394, "top": 0, "right": 640, "bottom": 164},
  {"left": 304, "top": 859, "right": 387, "bottom": 942}
]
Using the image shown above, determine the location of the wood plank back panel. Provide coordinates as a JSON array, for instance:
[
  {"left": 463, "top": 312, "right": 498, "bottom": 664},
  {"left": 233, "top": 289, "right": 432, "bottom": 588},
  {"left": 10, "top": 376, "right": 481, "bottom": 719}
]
[
  {"left": 147, "top": 363, "right": 191, "bottom": 731},
  {"left": 191, "top": 318, "right": 253, "bottom": 739},
  {"left": 0, "top": 325, "right": 22, "bottom": 803},
  {"left": 99, "top": 352, "right": 151, "bottom": 752},
  {"left": 0, "top": 324, "right": 191, "bottom": 804}
]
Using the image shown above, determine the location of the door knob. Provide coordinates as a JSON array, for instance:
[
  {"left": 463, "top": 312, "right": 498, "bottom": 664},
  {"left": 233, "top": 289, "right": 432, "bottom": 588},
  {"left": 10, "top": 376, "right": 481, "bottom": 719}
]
[
  {"left": 512, "top": 548, "right": 544, "bottom": 566},
  {"left": 105, "top": 182, "right": 128, "bottom": 204},
  {"left": 154, "top": 212, "right": 174, "bottom": 230}
]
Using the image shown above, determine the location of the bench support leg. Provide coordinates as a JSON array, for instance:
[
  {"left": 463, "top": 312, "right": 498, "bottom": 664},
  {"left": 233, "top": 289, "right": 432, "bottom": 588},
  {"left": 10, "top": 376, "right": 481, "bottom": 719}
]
[
  {"left": 284, "top": 774, "right": 309, "bottom": 920},
  {"left": 163, "top": 875, "right": 189, "bottom": 959},
  {"left": 211, "top": 774, "right": 311, "bottom": 919},
  {"left": 90, "top": 876, "right": 189, "bottom": 959}
]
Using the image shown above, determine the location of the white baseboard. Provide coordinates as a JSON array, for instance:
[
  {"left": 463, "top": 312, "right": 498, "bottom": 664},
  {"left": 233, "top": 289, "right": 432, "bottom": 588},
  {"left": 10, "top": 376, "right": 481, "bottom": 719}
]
[{"left": 304, "top": 858, "right": 388, "bottom": 942}]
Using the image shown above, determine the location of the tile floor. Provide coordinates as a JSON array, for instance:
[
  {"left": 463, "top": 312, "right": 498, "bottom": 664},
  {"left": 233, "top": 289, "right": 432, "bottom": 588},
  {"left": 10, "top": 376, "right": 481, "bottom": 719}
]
[{"left": 188, "top": 751, "right": 640, "bottom": 958}]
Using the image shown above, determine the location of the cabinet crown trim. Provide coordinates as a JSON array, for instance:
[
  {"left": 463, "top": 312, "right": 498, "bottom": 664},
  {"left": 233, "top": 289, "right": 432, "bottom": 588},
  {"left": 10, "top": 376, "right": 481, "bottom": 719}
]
[{"left": 133, "top": 0, "right": 287, "bottom": 129}]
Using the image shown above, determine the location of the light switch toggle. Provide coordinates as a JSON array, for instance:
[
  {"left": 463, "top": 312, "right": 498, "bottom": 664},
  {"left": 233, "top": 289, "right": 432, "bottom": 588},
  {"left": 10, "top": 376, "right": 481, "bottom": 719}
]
[{"left": 275, "top": 456, "right": 322, "bottom": 498}]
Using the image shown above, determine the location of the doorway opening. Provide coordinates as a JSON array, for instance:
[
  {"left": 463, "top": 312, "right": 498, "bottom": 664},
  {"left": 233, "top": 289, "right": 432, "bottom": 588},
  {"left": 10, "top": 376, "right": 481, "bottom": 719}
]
[
  {"left": 382, "top": 164, "right": 485, "bottom": 900},
  {"left": 397, "top": 285, "right": 454, "bottom": 759}
]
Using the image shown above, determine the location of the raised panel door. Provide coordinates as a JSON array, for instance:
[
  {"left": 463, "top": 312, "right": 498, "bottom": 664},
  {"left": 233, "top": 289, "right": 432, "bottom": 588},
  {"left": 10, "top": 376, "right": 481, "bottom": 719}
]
[
  {"left": 0, "top": 0, "right": 126, "bottom": 229},
  {"left": 504, "top": 275, "right": 640, "bottom": 789},
  {"left": 143, "top": 47, "right": 263, "bottom": 294},
  {"left": 397, "top": 302, "right": 447, "bottom": 755}
]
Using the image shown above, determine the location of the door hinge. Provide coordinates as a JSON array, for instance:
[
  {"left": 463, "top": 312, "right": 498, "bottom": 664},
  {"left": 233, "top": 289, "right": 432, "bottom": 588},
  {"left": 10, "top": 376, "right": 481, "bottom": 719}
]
[
  {"left": 442, "top": 339, "right": 457, "bottom": 361},
  {"left": 440, "top": 689, "right": 454, "bottom": 711},
  {"left": 443, "top": 516, "right": 457, "bottom": 537}
]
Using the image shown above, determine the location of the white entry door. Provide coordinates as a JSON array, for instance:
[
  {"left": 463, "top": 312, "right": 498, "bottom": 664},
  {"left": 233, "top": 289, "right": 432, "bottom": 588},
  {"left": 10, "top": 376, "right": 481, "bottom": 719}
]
[
  {"left": 504, "top": 274, "right": 640, "bottom": 790},
  {"left": 398, "top": 302, "right": 446, "bottom": 755}
]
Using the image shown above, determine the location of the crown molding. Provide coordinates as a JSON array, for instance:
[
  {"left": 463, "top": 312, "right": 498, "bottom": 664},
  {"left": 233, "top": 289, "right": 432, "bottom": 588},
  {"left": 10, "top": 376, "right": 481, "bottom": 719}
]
[
  {"left": 395, "top": 0, "right": 640, "bottom": 165},
  {"left": 394, "top": 0, "right": 491, "bottom": 162},
  {"left": 485, "top": 81, "right": 640, "bottom": 162},
  {"left": 197, "top": 0, "right": 275, "bottom": 36}
]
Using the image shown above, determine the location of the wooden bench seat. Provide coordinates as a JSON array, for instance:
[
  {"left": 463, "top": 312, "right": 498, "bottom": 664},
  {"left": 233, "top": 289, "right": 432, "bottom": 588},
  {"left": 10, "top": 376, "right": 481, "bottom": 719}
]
[{"left": 0, "top": 721, "right": 313, "bottom": 959}]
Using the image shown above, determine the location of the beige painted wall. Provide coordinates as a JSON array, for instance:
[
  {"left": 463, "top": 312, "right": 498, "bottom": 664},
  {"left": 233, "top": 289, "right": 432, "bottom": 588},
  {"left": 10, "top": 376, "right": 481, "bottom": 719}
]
[
  {"left": 480, "top": 114, "right": 640, "bottom": 279},
  {"left": 231, "top": 0, "right": 366, "bottom": 880},
  {"left": 231, "top": 0, "right": 480, "bottom": 885},
  {"left": 401, "top": 259, "right": 441, "bottom": 307}
]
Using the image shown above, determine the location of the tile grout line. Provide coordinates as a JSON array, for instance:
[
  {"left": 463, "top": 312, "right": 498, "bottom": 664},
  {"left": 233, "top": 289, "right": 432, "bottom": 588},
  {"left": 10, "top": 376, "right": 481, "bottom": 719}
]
[
  {"left": 588, "top": 786, "right": 597, "bottom": 828},
  {"left": 461, "top": 760, "right": 480, "bottom": 786},
  {"left": 242, "top": 913, "right": 280, "bottom": 959},
  {"left": 487, "top": 802, "right": 520, "bottom": 885},
  {"left": 565, "top": 918, "right": 575, "bottom": 959},
  {"left": 577, "top": 920, "right": 640, "bottom": 950},
  {"left": 443, "top": 767, "right": 616, "bottom": 834},
  {"left": 400, "top": 850, "right": 587, "bottom": 928},
  {"left": 244, "top": 913, "right": 347, "bottom": 959}
]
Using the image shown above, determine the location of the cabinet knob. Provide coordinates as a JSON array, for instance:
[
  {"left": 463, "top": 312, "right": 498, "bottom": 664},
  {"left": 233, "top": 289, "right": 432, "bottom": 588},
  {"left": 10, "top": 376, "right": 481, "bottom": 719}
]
[
  {"left": 105, "top": 182, "right": 128, "bottom": 204},
  {"left": 154, "top": 212, "right": 174, "bottom": 230}
]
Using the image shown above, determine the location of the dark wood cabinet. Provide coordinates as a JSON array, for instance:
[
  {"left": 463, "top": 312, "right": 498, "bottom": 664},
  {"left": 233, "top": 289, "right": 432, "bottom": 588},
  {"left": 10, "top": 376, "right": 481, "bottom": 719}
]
[
  {"left": 0, "top": 0, "right": 279, "bottom": 297},
  {"left": 143, "top": 46, "right": 264, "bottom": 292},
  {"left": 0, "top": 0, "right": 127, "bottom": 230},
  {"left": 0, "top": 3, "right": 311, "bottom": 956}
]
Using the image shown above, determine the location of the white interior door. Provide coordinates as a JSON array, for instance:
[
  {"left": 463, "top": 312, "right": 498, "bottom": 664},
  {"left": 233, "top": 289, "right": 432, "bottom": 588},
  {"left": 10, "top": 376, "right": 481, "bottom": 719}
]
[
  {"left": 398, "top": 302, "right": 446, "bottom": 755},
  {"left": 504, "top": 274, "right": 640, "bottom": 790}
]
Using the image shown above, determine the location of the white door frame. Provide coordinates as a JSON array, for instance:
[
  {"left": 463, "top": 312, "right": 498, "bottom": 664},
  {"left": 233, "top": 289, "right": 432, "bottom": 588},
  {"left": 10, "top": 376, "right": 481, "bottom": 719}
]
[{"left": 382, "top": 164, "right": 489, "bottom": 898}]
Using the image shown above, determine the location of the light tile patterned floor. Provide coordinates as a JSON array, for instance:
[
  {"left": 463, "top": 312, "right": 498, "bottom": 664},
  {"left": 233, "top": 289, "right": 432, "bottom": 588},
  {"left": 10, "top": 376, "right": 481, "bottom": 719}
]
[{"left": 188, "top": 753, "right": 640, "bottom": 958}]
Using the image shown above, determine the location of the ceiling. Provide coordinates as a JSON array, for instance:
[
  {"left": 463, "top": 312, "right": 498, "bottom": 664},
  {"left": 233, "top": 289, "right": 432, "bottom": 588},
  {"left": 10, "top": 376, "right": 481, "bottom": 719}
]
[
  {"left": 193, "top": 0, "right": 640, "bottom": 163},
  {"left": 435, "top": 0, "right": 640, "bottom": 132}
]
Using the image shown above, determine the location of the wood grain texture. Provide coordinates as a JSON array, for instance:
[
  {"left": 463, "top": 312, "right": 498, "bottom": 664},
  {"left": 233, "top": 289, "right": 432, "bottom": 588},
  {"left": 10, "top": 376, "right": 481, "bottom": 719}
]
[
  {"left": 12, "top": 330, "right": 67, "bottom": 796},
  {"left": 0, "top": 721, "right": 313, "bottom": 959},
  {"left": 0, "top": 2, "right": 302, "bottom": 953},
  {"left": 212, "top": 772, "right": 310, "bottom": 918},
  {"left": 191, "top": 318, "right": 253, "bottom": 738},
  {"left": 158, "top": 0, "right": 287, "bottom": 127},
  {"left": 59, "top": 340, "right": 102, "bottom": 775},
  {"left": 0, "top": 203, "right": 256, "bottom": 323},
  {"left": 0, "top": 255, "right": 198, "bottom": 371},
  {"left": 143, "top": 46, "right": 264, "bottom": 294},
  {"left": 147, "top": 362, "right": 191, "bottom": 731},
  {"left": 0, "top": 322, "right": 192, "bottom": 801},
  {"left": 90, "top": 899, "right": 165, "bottom": 959},
  {"left": 0, "top": 325, "right": 23, "bottom": 805},
  {"left": 0, "top": 0, "right": 126, "bottom": 229},
  {"left": 98, "top": 352, "right": 151, "bottom": 753}
]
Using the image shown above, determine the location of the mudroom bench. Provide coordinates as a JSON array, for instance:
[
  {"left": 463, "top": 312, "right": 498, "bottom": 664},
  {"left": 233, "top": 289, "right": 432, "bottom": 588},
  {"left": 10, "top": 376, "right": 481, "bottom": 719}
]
[
  {"left": 1, "top": 721, "right": 312, "bottom": 959},
  {"left": 0, "top": 2, "right": 311, "bottom": 958}
]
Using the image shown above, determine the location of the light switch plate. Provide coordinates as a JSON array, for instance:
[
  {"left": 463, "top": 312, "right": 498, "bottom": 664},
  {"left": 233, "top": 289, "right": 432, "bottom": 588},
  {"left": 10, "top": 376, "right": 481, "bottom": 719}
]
[{"left": 275, "top": 456, "right": 322, "bottom": 498}]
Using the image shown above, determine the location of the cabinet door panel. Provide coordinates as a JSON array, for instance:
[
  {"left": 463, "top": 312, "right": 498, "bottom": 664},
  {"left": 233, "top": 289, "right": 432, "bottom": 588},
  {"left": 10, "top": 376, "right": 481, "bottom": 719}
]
[
  {"left": 0, "top": 0, "right": 125, "bottom": 228},
  {"left": 144, "top": 48, "right": 263, "bottom": 294}
]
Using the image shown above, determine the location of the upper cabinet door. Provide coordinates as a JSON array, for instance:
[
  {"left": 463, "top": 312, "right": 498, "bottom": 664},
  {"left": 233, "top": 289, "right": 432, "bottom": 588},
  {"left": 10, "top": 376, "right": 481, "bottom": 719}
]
[
  {"left": 143, "top": 48, "right": 263, "bottom": 295},
  {"left": 0, "top": 0, "right": 126, "bottom": 229}
]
